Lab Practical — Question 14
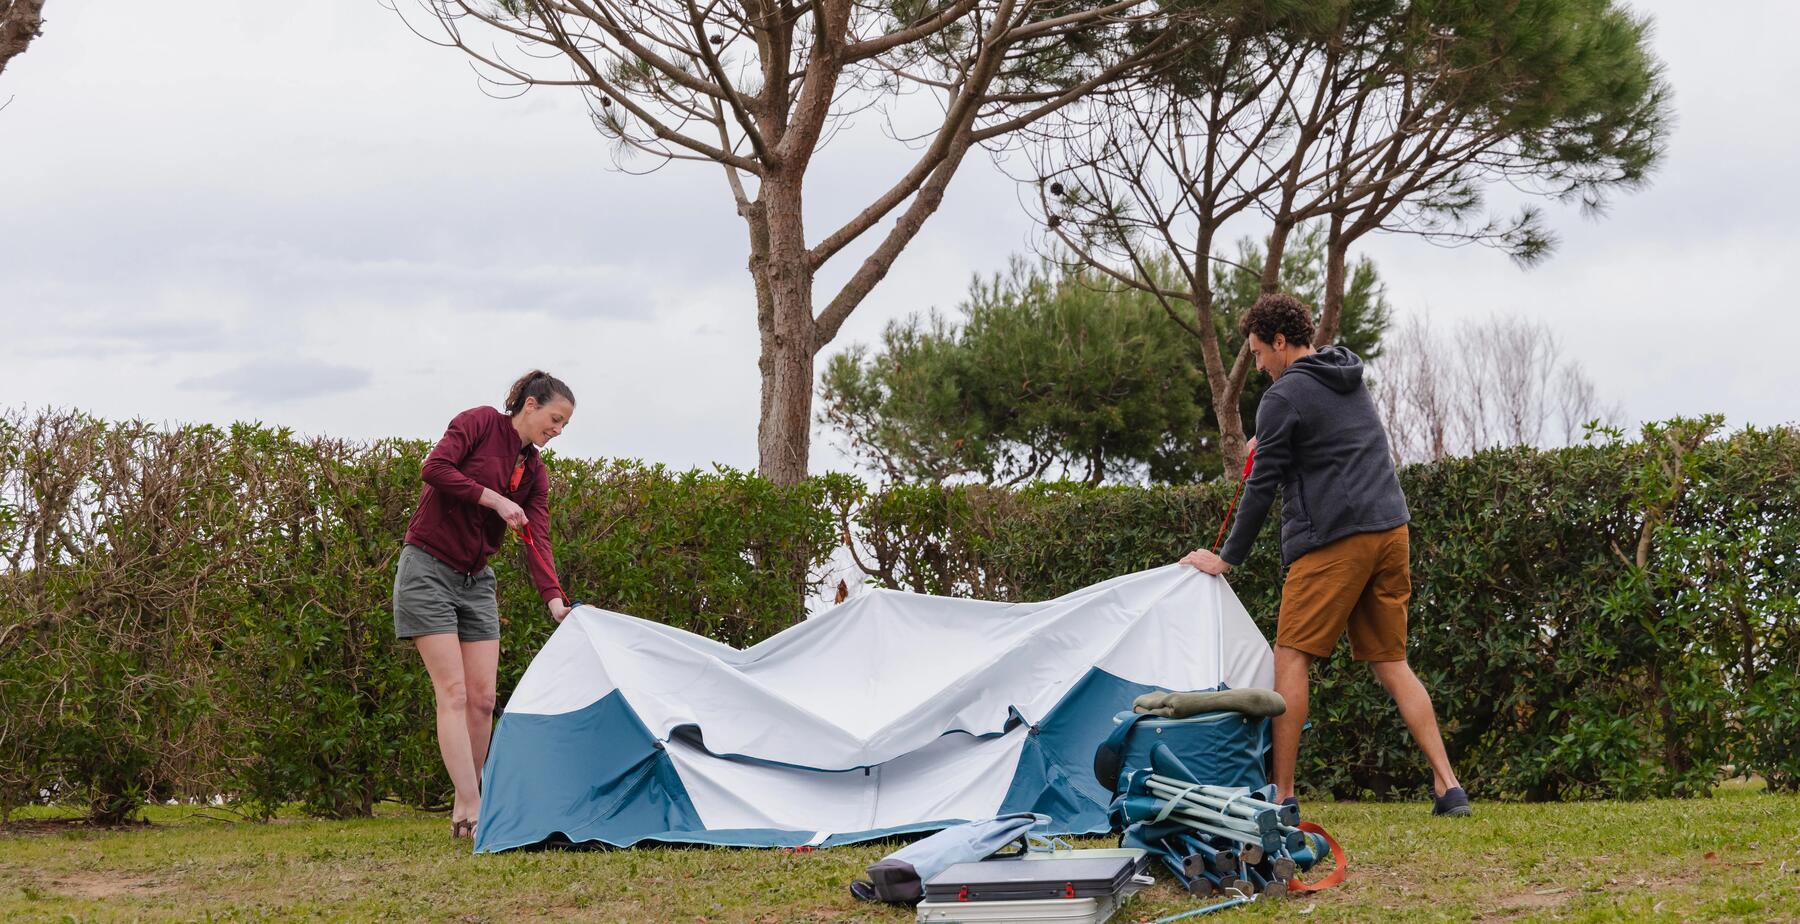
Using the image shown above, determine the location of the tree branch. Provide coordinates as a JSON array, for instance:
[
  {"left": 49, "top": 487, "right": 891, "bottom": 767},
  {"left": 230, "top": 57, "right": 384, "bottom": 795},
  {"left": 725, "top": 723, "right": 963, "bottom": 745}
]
[
  {"left": 843, "top": 0, "right": 982, "bottom": 62},
  {"left": 0, "top": 0, "right": 46, "bottom": 77}
]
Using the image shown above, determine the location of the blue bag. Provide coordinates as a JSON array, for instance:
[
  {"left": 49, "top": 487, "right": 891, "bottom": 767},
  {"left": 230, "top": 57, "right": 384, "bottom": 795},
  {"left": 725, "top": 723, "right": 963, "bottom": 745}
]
[{"left": 1093, "top": 707, "right": 1269, "bottom": 799}]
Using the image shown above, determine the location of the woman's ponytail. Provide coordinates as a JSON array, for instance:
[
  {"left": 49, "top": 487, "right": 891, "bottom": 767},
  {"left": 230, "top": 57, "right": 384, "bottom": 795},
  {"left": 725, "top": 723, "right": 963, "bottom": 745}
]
[{"left": 505, "top": 370, "right": 575, "bottom": 415}]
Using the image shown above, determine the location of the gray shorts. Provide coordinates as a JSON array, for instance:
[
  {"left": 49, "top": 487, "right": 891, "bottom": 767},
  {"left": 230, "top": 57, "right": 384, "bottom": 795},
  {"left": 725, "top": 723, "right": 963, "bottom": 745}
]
[{"left": 392, "top": 544, "right": 502, "bottom": 642}]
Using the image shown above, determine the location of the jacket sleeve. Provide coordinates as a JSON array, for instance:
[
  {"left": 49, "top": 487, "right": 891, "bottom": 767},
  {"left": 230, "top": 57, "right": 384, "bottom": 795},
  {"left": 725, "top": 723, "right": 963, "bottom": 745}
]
[
  {"left": 1219, "top": 393, "right": 1299, "bottom": 567},
  {"left": 420, "top": 410, "right": 487, "bottom": 506},
  {"left": 523, "top": 460, "right": 564, "bottom": 603}
]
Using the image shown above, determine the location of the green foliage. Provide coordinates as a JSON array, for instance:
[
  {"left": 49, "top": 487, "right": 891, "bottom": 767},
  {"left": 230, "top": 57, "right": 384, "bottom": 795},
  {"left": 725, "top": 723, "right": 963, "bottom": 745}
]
[
  {"left": 0, "top": 411, "right": 843, "bottom": 822},
  {"left": 2, "top": 410, "right": 1795, "bottom": 820},
  {"left": 820, "top": 238, "right": 1392, "bottom": 484},
  {"left": 1211, "top": 224, "right": 1392, "bottom": 359},
  {"left": 537, "top": 460, "right": 856, "bottom": 648},
  {"left": 1348, "top": 0, "right": 1671, "bottom": 250},
  {"left": 820, "top": 256, "right": 1216, "bottom": 485},
  {"left": 0, "top": 416, "right": 247, "bottom": 822},
  {"left": 226, "top": 431, "right": 438, "bottom": 819},
  {"left": 848, "top": 422, "right": 1800, "bottom": 801},
  {"left": 1208, "top": 224, "right": 1393, "bottom": 434}
]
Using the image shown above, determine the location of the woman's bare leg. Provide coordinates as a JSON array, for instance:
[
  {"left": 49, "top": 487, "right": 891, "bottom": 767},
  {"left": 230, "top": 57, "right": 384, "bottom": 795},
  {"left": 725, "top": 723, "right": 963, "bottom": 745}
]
[
  {"left": 415, "top": 634, "right": 480, "bottom": 828},
  {"left": 460, "top": 639, "right": 500, "bottom": 784}
]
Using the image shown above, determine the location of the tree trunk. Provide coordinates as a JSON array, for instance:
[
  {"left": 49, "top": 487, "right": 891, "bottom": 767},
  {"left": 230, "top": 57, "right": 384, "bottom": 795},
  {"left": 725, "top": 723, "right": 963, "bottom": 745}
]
[
  {"left": 1189, "top": 304, "right": 1249, "bottom": 480},
  {"left": 1215, "top": 405, "right": 1249, "bottom": 479},
  {"left": 1182, "top": 222, "right": 1252, "bottom": 480},
  {"left": 750, "top": 174, "right": 817, "bottom": 485},
  {"left": 1317, "top": 214, "right": 1349, "bottom": 346},
  {"left": 1259, "top": 220, "right": 1294, "bottom": 294}
]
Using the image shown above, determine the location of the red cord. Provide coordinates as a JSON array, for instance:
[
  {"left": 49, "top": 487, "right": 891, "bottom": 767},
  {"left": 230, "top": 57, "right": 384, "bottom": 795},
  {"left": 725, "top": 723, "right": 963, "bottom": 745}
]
[
  {"left": 1211, "top": 447, "right": 1255, "bottom": 553},
  {"left": 513, "top": 525, "right": 568, "bottom": 605},
  {"left": 508, "top": 458, "right": 568, "bottom": 605}
]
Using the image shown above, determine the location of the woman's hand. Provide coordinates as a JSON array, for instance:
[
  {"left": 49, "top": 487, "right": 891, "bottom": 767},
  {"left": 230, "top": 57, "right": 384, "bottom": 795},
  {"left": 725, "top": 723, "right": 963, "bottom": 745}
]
[
  {"left": 480, "top": 488, "right": 529, "bottom": 528},
  {"left": 548, "top": 599, "right": 572, "bottom": 623}
]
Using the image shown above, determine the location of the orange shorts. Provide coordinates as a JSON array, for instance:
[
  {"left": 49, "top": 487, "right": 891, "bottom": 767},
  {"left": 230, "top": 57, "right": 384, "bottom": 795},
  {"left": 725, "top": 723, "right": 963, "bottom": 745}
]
[{"left": 1276, "top": 525, "right": 1410, "bottom": 662}]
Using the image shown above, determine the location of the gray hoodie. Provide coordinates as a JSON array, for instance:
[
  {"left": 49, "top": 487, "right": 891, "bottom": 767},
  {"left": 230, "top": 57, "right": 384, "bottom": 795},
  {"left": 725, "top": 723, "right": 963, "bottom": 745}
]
[{"left": 1219, "top": 346, "right": 1409, "bottom": 567}]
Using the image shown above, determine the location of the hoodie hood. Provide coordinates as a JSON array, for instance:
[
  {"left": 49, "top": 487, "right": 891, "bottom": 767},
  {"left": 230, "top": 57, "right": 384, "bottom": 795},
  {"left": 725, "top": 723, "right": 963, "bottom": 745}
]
[{"left": 1281, "top": 345, "right": 1363, "bottom": 394}]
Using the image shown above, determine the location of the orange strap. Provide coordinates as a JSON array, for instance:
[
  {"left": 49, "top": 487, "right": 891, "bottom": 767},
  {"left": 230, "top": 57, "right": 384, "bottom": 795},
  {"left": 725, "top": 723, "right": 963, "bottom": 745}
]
[{"left": 1287, "top": 821, "right": 1347, "bottom": 893}]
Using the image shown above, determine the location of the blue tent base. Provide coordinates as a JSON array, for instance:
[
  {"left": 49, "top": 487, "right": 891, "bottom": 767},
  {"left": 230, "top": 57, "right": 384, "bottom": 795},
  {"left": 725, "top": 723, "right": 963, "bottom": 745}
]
[{"left": 496, "top": 818, "right": 1082, "bottom": 853}]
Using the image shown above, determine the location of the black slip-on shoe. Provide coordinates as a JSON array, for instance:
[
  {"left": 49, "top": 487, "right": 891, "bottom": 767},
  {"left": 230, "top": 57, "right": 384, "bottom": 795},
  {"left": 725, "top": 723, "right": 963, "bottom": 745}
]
[{"left": 1432, "top": 786, "right": 1472, "bottom": 817}]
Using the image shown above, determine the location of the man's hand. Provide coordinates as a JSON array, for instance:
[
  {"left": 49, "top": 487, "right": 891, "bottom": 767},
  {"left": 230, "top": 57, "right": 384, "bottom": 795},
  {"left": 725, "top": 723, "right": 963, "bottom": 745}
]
[
  {"left": 548, "top": 598, "right": 572, "bottom": 623},
  {"left": 1179, "top": 548, "right": 1232, "bottom": 575}
]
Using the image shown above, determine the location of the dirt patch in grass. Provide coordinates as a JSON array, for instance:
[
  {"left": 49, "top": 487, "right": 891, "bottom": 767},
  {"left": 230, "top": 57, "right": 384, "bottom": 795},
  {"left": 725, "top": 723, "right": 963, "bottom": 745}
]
[
  {"left": 1478, "top": 886, "right": 1575, "bottom": 920},
  {"left": 38, "top": 872, "right": 169, "bottom": 900},
  {"left": 0, "top": 817, "right": 150, "bottom": 838},
  {"left": 1473, "top": 851, "right": 1722, "bottom": 922}
]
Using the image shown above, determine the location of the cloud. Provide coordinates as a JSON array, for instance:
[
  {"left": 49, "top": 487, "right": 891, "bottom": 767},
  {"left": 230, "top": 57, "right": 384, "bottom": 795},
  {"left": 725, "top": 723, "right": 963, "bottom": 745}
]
[
  {"left": 187, "top": 242, "right": 661, "bottom": 322},
  {"left": 5, "top": 302, "right": 233, "bottom": 359},
  {"left": 179, "top": 358, "right": 373, "bottom": 404},
  {"left": 1, "top": 241, "right": 669, "bottom": 368}
]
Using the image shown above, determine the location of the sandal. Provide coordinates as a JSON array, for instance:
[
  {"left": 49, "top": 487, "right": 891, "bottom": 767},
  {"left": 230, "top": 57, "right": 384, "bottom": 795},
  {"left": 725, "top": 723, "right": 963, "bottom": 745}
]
[{"left": 451, "top": 819, "right": 476, "bottom": 839}]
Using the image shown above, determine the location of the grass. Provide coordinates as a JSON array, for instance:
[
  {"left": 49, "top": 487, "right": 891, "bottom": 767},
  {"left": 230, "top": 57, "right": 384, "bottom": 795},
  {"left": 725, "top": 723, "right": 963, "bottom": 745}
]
[{"left": 4, "top": 783, "right": 1799, "bottom": 922}]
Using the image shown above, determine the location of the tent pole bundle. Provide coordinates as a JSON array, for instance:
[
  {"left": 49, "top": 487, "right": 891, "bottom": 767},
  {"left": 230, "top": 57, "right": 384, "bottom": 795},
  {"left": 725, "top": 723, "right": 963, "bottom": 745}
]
[{"left": 1113, "top": 746, "right": 1333, "bottom": 902}]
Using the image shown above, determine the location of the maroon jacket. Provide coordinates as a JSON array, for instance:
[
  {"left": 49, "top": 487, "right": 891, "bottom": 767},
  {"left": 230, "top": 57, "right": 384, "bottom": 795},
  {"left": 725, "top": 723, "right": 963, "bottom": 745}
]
[{"left": 404, "top": 406, "right": 563, "bottom": 604}]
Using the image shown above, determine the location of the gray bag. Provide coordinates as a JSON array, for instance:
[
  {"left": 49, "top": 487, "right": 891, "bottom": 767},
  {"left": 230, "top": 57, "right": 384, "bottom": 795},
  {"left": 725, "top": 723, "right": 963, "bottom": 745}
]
[{"left": 850, "top": 813, "right": 1048, "bottom": 904}]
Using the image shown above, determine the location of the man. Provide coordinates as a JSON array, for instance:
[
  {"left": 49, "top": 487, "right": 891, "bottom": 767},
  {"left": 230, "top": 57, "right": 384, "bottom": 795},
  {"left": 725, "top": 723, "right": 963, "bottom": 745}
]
[{"left": 1179, "top": 293, "right": 1471, "bottom": 817}]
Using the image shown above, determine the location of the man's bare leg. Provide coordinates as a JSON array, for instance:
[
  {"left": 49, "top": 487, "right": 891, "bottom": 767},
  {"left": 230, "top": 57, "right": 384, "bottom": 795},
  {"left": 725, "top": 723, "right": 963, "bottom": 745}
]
[
  {"left": 1368, "top": 658, "right": 1461, "bottom": 796},
  {"left": 1271, "top": 645, "right": 1315, "bottom": 802}
]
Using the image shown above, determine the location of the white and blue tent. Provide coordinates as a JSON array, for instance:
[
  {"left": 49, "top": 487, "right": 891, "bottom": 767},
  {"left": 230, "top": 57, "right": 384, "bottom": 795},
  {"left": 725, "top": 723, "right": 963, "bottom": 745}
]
[{"left": 474, "top": 565, "right": 1274, "bottom": 853}]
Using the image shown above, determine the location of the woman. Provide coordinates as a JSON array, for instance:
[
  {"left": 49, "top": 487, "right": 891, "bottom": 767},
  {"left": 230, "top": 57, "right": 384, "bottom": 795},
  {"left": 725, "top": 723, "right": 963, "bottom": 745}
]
[{"left": 393, "top": 370, "right": 576, "bottom": 839}]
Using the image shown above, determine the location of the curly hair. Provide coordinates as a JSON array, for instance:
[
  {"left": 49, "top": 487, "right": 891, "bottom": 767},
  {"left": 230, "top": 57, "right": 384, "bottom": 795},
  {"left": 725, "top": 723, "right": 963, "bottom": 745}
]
[{"left": 1239, "top": 293, "right": 1315, "bottom": 348}]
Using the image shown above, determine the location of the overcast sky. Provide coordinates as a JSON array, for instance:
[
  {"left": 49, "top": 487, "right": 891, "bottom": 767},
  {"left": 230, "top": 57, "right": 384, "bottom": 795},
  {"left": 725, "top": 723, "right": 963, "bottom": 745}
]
[{"left": 2, "top": 0, "right": 1796, "bottom": 474}]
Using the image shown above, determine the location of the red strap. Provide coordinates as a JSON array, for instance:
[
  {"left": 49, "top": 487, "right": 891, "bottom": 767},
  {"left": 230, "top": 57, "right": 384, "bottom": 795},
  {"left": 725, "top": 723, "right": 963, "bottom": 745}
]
[
  {"left": 513, "top": 525, "right": 568, "bottom": 605},
  {"left": 508, "top": 456, "right": 568, "bottom": 605},
  {"left": 1210, "top": 447, "right": 1256, "bottom": 553},
  {"left": 1287, "top": 821, "right": 1347, "bottom": 893}
]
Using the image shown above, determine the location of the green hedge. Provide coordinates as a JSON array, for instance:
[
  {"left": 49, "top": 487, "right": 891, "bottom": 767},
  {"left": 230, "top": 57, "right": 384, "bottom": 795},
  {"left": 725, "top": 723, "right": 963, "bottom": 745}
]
[
  {"left": 1, "top": 410, "right": 1795, "bottom": 822},
  {"left": 853, "top": 418, "right": 1800, "bottom": 801},
  {"left": 0, "top": 413, "right": 845, "bottom": 821}
]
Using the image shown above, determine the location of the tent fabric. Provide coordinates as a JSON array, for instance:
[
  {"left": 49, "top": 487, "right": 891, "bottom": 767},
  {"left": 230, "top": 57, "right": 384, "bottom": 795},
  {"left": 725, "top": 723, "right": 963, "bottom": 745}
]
[{"left": 474, "top": 564, "right": 1275, "bottom": 853}]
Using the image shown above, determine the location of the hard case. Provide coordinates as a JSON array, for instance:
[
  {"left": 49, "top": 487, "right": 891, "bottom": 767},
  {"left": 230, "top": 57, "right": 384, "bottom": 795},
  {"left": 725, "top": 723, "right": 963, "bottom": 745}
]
[
  {"left": 915, "top": 894, "right": 1121, "bottom": 923},
  {"left": 922, "top": 855, "right": 1137, "bottom": 903}
]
